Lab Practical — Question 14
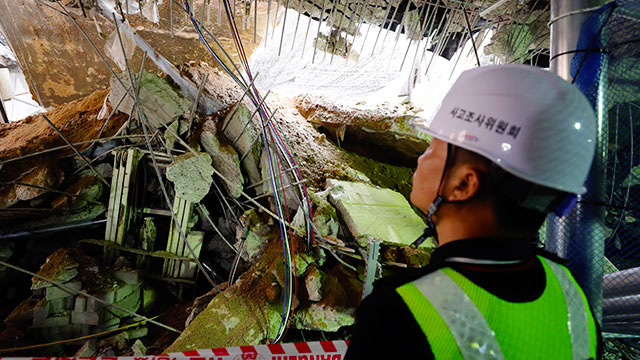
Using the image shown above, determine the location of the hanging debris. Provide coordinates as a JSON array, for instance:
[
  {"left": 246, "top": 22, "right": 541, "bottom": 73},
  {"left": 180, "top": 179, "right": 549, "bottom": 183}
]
[{"left": 109, "top": 71, "right": 192, "bottom": 128}]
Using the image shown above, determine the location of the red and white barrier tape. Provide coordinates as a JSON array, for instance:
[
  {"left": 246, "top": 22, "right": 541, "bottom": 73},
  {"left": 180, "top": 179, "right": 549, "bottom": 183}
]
[{"left": 0, "top": 340, "right": 349, "bottom": 360}]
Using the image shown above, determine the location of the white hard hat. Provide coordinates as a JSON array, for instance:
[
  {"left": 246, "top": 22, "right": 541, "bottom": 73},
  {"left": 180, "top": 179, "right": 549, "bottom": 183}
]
[{"left": 412, "top": 64, "right": 597, "bottom": 195}]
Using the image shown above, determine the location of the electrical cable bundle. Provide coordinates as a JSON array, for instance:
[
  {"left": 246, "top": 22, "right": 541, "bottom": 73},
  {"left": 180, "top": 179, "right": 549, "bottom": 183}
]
[{"left": 181, "top": 0, "right": 314, "bottom": 343}]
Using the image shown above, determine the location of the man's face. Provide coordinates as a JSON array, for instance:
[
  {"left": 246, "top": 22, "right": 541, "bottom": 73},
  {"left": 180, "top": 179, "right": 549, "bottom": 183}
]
[{"left": 410, "top": 138, "right": 449, "bottom": 214}]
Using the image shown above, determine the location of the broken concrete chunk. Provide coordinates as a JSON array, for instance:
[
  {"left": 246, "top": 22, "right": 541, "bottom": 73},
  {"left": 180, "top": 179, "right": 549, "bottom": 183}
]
[
  {"left": 0, "top": 90, "right": 128, "bottom": 161},
  {"left": 295, "top": 252, "right": 315, "bottom": 276},
  {"left": 131, "top": 339, "right": 147, "bottom": 356},
  {"left": 109, "top": 70, "right": 191, "bottom": 129},
  {"left": 0, "top": 159, "right": 64, "bottom": 209},
  {"left": 33, "top": 314, "right": 70, "bottom": 328},
  {"left": 293, "top": 303, "right": 355, "bottom": 332},
  {"left": 293, "top": 265, "right": 361, "bottom": 332},
  {"left": 326, "top": 180, "right": 434, "bottom": 249},
  {"left": 126, "top": 326, "right": 148, "bottom": 340},
  {"left": 309, "top": 189, "right": 340, "bottom": 238},
  {"left": 71, "top": 311, "right": 100, "bottom": 326},
  {"left": 31, "top": 249, "right": 90, "bottom": 289},
  {"left": 305, "top": 265, "right": 324, "bottom": 302},
  {"left": 221, "top": 103, "right": 262, "bottom": 186},
  {"left": 52, "top": 174, "right": 103, "bottom": 211},
  {"left": 164, "top": 120, "right": 180, "bottom": 150},
  {"left": 113, "top": 269, "right": 142, "bottom": 285},
  {"left": 200, "top": 120, "right": 244, "bottom": 198},
  {"left": 46, "top": 282, "right": 81, "bottom": 301},
  {"left": 166, "top": 153, "right": 214, "bottom": 203},
  {"left": 75, "top": 340, "right": 98, "bottom": 357},
  {"left": 7, "top": 247, "right": 151, "bottom": 343},
  {"left": 382, "top": 245, "right": 432, "bottom": 268},
  {"left": 235, "top": 210, "right": 273, "bottom": 263}
]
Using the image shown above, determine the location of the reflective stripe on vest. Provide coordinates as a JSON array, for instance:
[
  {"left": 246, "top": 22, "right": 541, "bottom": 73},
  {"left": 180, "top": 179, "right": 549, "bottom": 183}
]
[
  {"left": 545, "top": 259, "right": 591, "bottom": 360},
  {"left": 396, "top": 256, "right": 597, "bottom": 360}
]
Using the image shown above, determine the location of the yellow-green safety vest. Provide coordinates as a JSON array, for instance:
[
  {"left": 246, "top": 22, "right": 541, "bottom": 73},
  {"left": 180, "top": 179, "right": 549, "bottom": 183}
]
[{"left": 396, "top": 256, "right": 598, "bottom": 359}]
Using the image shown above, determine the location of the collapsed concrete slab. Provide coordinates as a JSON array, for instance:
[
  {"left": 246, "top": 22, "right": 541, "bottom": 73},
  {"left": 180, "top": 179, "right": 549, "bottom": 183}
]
[
  {"left": 220, "top": 102, "right": 263, "bottom": 188},
  {"left": 165, "top": 238, "right": 292, "bottom": 352},
  {"left": 0, "top": 89, "right": 127, "bottom": 160},
  {"left": 294, "top": 94, "right": 429, "bottom": 166},
  {"left": 200, "top": 120, "right": 244, "bottom": 198},
  {"left": 165, "top": 221, "right": 362, "bottom": 351},
  {"left": 326, "top": 179, "right": 433, "bottom": 249},
  {"left": 109, "top": 71, "right": 192, "bottom": 129},
  {"left": 166, "top": 152, "right": 214, "bottom": 204}
]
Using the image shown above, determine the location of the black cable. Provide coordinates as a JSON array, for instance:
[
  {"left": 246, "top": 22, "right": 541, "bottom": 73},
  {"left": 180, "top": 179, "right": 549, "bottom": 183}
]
[{"left": 549, "top": 48, "right": 607, "bottom": 63}]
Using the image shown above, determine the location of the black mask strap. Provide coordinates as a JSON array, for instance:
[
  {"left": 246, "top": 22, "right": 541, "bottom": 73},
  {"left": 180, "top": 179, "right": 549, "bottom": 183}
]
[{"left": 412, "top": 144, "right": 456, "bottom": 247}]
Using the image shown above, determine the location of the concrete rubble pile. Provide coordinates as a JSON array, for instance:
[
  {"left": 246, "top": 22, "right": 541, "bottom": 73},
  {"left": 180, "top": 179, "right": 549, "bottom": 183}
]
[{"left": 0, "top": 53, "right": 433, "bottom": 357}]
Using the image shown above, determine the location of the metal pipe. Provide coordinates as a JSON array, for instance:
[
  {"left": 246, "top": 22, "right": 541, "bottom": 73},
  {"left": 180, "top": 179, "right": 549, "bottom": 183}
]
[
  {"left": 0, "top": 96, "right": 8, "bottom": 123},
  {"left": 425, "top": 7, "right": 452, "bottom": 76},
  {"left": 265, "top": 0, "right": 272, "bottom": 45},
  {"left": 0, "top": 219, "right": 106, "bottom": 240},
  {"left": 272, "top": 0, "right": 282, "bottom": 40},
  {"left": 312, "top": 0, "right": 328, "bottom": 63},
  {"left": 343, "top": 0, "right": 365, "bottom": 66},
  {"left": 278, "top": 0, "right": 292, "bottom": 55},
  {"left": 462, "top": 7, "right": 480, "bottom": 66},
  {"left": 399, "top": 1, "right": 429, "bottom": 71},
  {"left": 291, "top": 0, "right": 305, "bottom": 51},
  {"left": 448, "top": 8, "right": 479, "bottom": 80},
  {"left": 550, "top": 0, "right": 602, "bottom": 78},
  {"left": 323, "top": 0, "right": 338, "bottom": 62},
  {"left": 603, "top": 295, "right": 640, "bottom": 315},
  {"left": 547, "top": 0, "right": 606, "bottom": 322},
  {"left": 603, "top": 267, "right": 640, "bottom": 298},
  {"left": 330, "top": 0, "right": 348, "bottom": 64},
  {"left": 170, "top": 0, "right": 175, "bottom": 37},
  {"left": 301, "top": 0, "right": 314, "bottom": 57},
  {"left": 379, "top": 0, "right": 401, "bottom": 52},
  {"left": 357, "top": 2, "right": 372, "bottom": 57}
]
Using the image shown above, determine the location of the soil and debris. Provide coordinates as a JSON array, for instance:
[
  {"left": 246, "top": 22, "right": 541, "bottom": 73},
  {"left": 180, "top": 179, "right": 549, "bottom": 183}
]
[{"left": 0, "top": 64, "right": 434, "bottom": 356}]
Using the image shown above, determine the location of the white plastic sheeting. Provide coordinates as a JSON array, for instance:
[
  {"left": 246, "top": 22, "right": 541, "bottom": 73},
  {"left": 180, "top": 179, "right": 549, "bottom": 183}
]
[
  {"left": 104, "top": 21, "right": 137, "bottom": 71},
  {"left": 97, "top": 0, "right": 163, "bottom": 23}
]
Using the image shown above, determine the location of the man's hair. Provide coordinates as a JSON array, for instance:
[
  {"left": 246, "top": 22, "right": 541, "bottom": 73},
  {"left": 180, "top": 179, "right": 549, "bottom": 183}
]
[{"left": 450, "top": 146, "right": 548, "bottom": 236}]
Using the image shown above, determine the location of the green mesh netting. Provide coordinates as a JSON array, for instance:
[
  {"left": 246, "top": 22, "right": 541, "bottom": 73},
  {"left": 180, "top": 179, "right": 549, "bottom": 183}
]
[{"left": 544, "top": 0, "right": 640, "bottom": 344}]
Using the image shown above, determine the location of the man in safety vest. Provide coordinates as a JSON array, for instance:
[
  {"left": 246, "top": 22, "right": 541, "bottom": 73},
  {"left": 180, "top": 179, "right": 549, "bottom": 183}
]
[{"left": 345, "top": 65, "right": 602, "bottom": 359}]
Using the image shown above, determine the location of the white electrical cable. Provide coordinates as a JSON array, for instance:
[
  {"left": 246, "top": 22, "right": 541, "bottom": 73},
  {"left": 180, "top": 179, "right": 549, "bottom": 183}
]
[{"left": 548, "top": 5, "right": 602, "bottom": 27}]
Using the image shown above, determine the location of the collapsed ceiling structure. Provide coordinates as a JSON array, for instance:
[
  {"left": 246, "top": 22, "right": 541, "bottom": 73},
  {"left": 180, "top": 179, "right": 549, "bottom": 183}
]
[{"left": 11, "top": 0, "right": 631, "bottom": 357}]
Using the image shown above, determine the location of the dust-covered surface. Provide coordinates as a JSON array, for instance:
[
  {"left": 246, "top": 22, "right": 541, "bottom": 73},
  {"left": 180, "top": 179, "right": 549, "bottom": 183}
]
[
  {"left": 0, "top": 89, "right": 127, "bottom": 160},
  {"left": 0, "top": 14, "right": 446, "bottom": 355}
]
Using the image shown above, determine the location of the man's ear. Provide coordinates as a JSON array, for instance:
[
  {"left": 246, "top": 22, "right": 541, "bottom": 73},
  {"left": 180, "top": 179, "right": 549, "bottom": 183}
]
[{"left": 446, "top": 164, "right": 483, "bottom": 201}]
